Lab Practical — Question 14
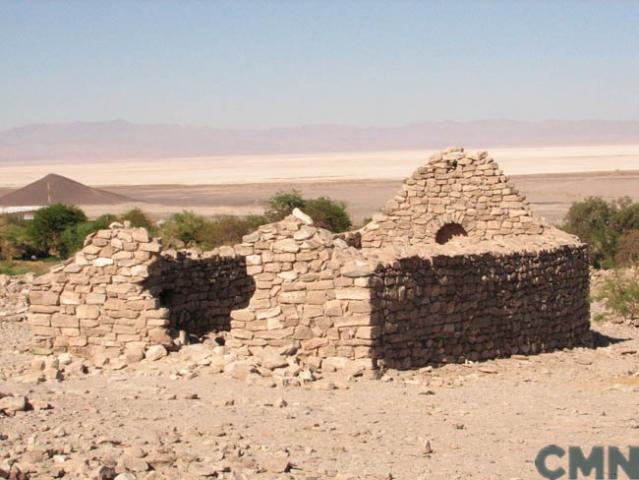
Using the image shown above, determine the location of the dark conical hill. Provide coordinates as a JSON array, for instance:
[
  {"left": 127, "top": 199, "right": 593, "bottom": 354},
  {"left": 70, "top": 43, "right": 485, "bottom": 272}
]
[{"left": 0, "top": 173, "right": 131, "bottom": 206}]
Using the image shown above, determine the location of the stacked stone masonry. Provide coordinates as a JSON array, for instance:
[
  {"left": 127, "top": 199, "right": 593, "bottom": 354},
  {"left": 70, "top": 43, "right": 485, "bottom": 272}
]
[
  {"left": 359, "top": 148, "right": 544, "bottom": 248},
  {"left": 28, "top": 227, "right": 170, "bottom": 359},
  {"left": 28, "top": 147, "right": 591, "bottom": 368}
]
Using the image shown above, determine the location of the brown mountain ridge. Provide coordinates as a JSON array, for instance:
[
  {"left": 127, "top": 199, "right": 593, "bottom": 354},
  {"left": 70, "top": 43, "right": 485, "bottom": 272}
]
[{"left": 1, "top": 119, "right": 638, "bottom": 162}]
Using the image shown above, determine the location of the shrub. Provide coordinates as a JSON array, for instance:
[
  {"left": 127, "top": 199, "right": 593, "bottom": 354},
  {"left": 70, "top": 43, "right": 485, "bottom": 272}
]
[
  {"left": 265, "top": 190, "right": 306, "bottom": 222},
  {"left": 615, "top": 230, "right": 639, "bottom": 267},
  {"left": 265, "top": 190, "right": 352, "bottom": 232},
  {"left": 204, "top": 215, "right": 268, "bottom": 247},
  {"left": 561, "top": 196, "right": 639, "bottom": 268},
  {"left": 0, "top": 218, "right": 36, "bottom": 260},
  {"left": 615, "top": 201, "right": 639, "bottom": 231},
  {"left": 93, "top": 214, "right": 119, "bottom": 229},
  {"left": 592, "top": 312, "right": 608, "bottom": 324},
  {"left": 595, "top": 269, "right": 639, "bottom": 322},
  {"left": 304, "top": 197, "right": 352, "bottom": 233},
  {"left": 0, "top": 258, "right": 59, "bottom": 276},
  {"left": 0, "top": 215, "right": 10, "bottom": 260},
  {"left": 0, "top": 215, "right": 25, "bottom": 260},
  {"left": 160, "top": 212, "right": 269, "bottom": 250},
  {"left": 121, "top": 208, "right": 155, "bottom": 231},
  {"left": 160, "top": 211, "right": 207, "bottom": 248},
  {"left": 27, "top": 204, "right": 87, "bottom": 256},
  {"left": 58, "top": 221, "right": 100, "bottom": 259},
  {"left": 144, "top": 191, "right": 353, "bottom": 250}
]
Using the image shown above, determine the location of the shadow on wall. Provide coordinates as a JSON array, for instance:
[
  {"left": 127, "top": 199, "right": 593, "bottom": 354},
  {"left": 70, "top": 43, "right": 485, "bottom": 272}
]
[
  {"left": 142, "top": 252, "right": 256, "bottom": 338},
  {"left": 368, "top": 248, "right": 595, "bottom": 370}
]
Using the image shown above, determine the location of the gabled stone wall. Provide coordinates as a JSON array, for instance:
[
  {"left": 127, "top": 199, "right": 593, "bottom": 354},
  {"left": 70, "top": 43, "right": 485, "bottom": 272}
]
[{"left": 359, "top": 147, "right": 544, "bottom": 249}]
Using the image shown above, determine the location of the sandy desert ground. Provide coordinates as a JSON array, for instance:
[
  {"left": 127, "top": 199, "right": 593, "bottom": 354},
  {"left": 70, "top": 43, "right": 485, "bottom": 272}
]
[
  {"left": 1, "top": 317, "right": 638, "bottom": 479},
  {"left": 1, "top": 145, "right": 639, "bottom": 187}
]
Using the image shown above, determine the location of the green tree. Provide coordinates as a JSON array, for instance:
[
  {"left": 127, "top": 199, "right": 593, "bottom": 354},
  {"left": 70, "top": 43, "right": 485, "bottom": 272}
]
[
  {"left": 27, "top": 204, "right": 87, "bottom": 256},
  {"left": 562, "top": 197, "right": 619, "bottom": 268}
]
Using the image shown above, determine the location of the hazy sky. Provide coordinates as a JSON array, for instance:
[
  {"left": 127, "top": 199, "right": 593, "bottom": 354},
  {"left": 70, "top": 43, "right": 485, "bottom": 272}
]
[{"left": 1, "top": 1, "right": 638, "bottom": 130}]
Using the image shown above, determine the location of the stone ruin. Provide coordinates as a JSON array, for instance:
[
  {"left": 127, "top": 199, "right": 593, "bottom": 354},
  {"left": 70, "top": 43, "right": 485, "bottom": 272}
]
[
  {"left": 27, "top": 147, "right": 591, "bottom": 369},
  {"left": 0, "top": 274, "right": 31, "bottom": 323}
]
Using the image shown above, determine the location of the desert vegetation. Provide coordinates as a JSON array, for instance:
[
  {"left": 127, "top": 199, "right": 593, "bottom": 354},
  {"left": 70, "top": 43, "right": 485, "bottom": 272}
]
[
  {"left": 0, "top": 190, "right": 352, "bottom": 267},
  {"left": 562, "top": 196, "right": 639, "bottom": 324},
  {"left": 561, "top": 196, "right": 639, "bottom": 269},
  {"left": 593, "top": 269, "right": 639, "bottom": 324},
  {"left": 159, "top": 190, "right": 350, "bottom": 249}
]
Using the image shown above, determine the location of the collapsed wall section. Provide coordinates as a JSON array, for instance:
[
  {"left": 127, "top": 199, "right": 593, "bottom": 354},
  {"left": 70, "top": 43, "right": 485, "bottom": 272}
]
[
  {"left": 27, "top": 224, "right": 257, "bottom": 359},
  {"left": 369, "top": 245, "right": 591, "bottom": 368},
  {"left": 226, "top": 210, "right": 379, "bottom": 368},
  {"left": 28, "top": 226, "right": 170, "bottom": 358},
  {"left": 26, "top": 215, "right": 380, "bottom": 366}
]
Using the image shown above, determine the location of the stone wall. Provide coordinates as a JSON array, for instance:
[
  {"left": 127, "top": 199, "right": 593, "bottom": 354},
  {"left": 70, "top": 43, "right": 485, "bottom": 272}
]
[
  {"left": 144, "top": 249, "right": 254, "bottom": 336},
  {"left": 359, "top": 147, "right": 544, "bottom": 249},
  {"left": 27, "top": 224, "right": 258, "bottom": 359},
  {"left": 27, "top": 216, "right": 591, "bottom": 370},
  {"left": 368, "top": 245, "right": 591, "bottom": 369},
  {"left": 226, "top": 210, "right": 378, "bottom": 369},
  {"left": 26, "top": 213, "right": 383, "bottom": 366},
  {"left": 28, "top": 225, "right": 169, "bottom": 357},
  {"left": 0, "top": 274, "right": 31, "bottom": 322},
  {"left": 26, "top": 148, "right": 592, "bottom": 370}
]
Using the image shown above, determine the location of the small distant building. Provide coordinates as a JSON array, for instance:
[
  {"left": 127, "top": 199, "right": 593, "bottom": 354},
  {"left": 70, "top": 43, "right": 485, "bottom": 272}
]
[{"left": 0, "top": 205, "right": 43, "bottom": 220}]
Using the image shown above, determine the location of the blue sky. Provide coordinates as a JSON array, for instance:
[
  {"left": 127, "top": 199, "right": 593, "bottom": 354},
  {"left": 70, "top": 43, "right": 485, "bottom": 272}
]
[{"left": 1, "top": 1, "right": 638, "bottom": 130}]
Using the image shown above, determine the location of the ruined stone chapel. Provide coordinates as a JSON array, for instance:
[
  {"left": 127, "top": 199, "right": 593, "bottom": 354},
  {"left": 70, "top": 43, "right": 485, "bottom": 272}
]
[{"left": 28, "top": 147, "right": 591, "bottom": 369}]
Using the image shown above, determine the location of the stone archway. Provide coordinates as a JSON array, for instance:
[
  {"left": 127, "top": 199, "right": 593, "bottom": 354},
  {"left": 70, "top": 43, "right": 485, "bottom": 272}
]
[
  {"left": 435, "top": 223, "right": 468, "bottom": 244},
  {"left": 425, "top": 213, "right": 474, "bottom": 245}
]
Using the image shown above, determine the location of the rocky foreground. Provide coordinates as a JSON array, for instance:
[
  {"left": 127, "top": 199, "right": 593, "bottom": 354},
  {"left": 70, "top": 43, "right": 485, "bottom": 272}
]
[{"left": 1, "top": 316, "right": 638, "bottom": 479}]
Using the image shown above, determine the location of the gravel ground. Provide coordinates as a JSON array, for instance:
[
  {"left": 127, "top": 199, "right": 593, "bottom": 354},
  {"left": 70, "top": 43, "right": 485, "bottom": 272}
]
[{"left": 1, "top": 320, "right": 638, "bottom": 480}]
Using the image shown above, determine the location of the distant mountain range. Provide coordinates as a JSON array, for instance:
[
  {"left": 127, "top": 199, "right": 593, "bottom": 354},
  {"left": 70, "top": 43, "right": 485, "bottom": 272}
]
[{"left": 1, "top": 119, "right": 638, "bottom": 163}]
